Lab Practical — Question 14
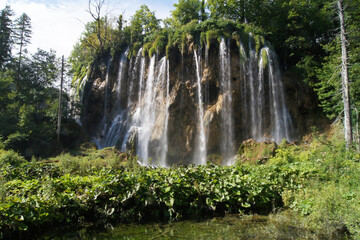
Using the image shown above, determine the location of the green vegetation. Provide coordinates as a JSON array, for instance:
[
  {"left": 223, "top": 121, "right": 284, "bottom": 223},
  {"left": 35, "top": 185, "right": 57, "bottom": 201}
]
[
  {"left": 1, "top": 0, "right": 360, "bottom": 239},
  {"left": 1, "top": 126, "right": 359, "bottom": 239},
  {"left": 0, "top": 5, "right": 79, "bottom": 159}
]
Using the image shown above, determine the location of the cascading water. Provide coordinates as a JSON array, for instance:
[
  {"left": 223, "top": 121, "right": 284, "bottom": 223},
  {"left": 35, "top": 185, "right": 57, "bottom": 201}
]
[
  {"left": 255, "top": 48, "right": 265, "bottom": 140},
  {"left": 264, "top": 47, "right": 293, "bottom": 142},
  {"left": 137, "top": 56, "right": 168, "bottom": 166},
  {"left": 219, "top": 38, "right": 235, "bottom": 164},
  {"left": 121, "top": 48, "right": 144, "bottom": 152},
  {"left": 247, "top": 33, "right": 259, "bottom": 140},
  {"left": 86, "top": 33, "right": 295, "bottom": 166},
  {"left": 242, "top": 39, "right": 293, "bottom": 143},
  {"left": 95, "top": 48, "right": 129, "bottom": 149},
  {"left": 193, "top": 50, "right": 207, "bottom": 165},
  {"left": 239, "top": 40, "right": 248, "bottom": 137},
  {"left": 159, "top": 59, "right": 170, "bottom": 167},
  {"left": 137, "top": 56, "right": 156, "bottom": 165}
]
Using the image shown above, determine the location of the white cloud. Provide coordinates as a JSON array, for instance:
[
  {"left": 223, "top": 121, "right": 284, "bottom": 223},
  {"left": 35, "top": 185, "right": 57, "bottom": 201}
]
[
  {"left": 0, "top": 0, "right": 175, "bottom": 58},
  {"left": 1, "top": 0, "right": 92, "bottom": 57}
]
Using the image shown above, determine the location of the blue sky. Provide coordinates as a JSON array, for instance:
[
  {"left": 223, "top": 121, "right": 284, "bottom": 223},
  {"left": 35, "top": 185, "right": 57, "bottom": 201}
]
[{"left": 0, "top": 0, "right": 177, "bottom": 57}]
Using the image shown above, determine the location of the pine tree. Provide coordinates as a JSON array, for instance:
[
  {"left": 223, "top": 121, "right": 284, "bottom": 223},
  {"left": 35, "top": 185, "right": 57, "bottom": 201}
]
[
  {"left": 0, "top": 5, "right": 13, "bottom": 70},
  {"left": 13, "top": 13, "right": 32, "bottom": 73}
]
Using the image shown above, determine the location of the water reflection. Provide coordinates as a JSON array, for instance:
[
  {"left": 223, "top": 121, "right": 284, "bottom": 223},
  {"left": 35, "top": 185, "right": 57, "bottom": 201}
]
[{"left": 38, "top": 213, "right": 320, "bottom": 240}]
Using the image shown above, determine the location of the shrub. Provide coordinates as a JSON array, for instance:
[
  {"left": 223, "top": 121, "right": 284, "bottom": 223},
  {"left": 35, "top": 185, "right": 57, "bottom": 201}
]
[{"left": 0, "top": 149, "right": 26, "bottom": 168}]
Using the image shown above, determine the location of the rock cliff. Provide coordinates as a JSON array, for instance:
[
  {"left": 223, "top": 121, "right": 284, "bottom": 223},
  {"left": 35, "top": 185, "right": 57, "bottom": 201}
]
[{"left": 80, "top": 35, "right": 319, "bottom": 166}]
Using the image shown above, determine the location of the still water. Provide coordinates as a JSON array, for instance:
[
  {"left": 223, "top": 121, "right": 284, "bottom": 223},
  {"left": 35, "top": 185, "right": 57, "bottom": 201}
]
[{"left": 38, "top": 214, "right": 317, "bottom": 240}]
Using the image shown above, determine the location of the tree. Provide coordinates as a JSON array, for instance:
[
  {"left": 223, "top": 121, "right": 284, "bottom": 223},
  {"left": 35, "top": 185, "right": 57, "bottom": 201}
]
[
  {"left": 2, "top": 49, "right": 63, "bottom": 157},
  {"left": 87, "top": 0, "right": 109, "bottom": 53},
  {"left": 207, "top": 0, "right": 247, "bottom": 21},
  {"left": 338, "top": 0, "right": 352, "bottom": 147},
  {"left": 0, "top": 5, "right": 13, "bottom": 70},
  {"left": 129, "top": 5, "right": 159, "bottom": 43},
  {"left": 13, "top": 13, "right": 32, "bottom": 73},
  {"left": 0, "top": 71, "right": 18, "bottom": 138},
  {"left": 315, "top": 0, "right": 360, "bottom": 148},
  {"left": 171, "top": 0, "right": 203, "bottom": 25}
]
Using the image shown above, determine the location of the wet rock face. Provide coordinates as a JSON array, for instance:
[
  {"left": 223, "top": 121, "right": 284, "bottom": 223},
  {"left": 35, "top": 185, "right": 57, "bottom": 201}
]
[{"left": 81, "top": 39, "right": 320, "bottom": 165}]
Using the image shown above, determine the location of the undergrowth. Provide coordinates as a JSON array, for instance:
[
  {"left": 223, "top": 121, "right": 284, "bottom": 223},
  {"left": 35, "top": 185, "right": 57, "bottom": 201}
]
[{"left": 0, "top": 126, "right": 359, "bottom": 239}]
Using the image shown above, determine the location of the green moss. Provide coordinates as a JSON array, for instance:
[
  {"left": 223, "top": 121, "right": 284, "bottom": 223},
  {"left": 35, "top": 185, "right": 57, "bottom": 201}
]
[
  {"left": 261, "top": 48, "right": 268, "bottom": 69},
  {"left": 166, "top": 44, "right": 171, "bottom": 58},
  {"left": 152, "top": 35, "right": 167, "bottom": 57},
  {"left": 180, "top": 32, "right": 187, "bottom": 54},
  {"left": 200, "top": 31, "right": 206, "bottom": 48},
  {"left": 254, "top": 35, "right": 265, "bottom": 55},
  {"left": 142, "top": 42, "right": 152, "bottom": 57},
  {"left": 130, "top": 42, "right": 142, "bottom": 58},
  {"left": 238, "top": 30, "right": 249, "bottom": 57},
  {"left": 206, "top": 30, "right": 219, "bottom": 49},
  {"left": 148, "top": 47, "right": 156, "bottom": 58}
]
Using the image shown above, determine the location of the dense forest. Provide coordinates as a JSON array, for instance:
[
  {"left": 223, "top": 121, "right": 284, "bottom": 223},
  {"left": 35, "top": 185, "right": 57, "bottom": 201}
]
[{"left": 1, "top": 0, "right": 360, "bottom": 239}]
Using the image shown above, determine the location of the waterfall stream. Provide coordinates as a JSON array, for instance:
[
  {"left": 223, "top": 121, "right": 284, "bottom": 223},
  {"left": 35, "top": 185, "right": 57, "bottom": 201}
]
[
  {"left": 219, "top": 38, "right": 235, "bottom": 164},
  {"left": 194, "top": 50, "right": 207, "bottom": 165},
  {"left": 89, "top": 37, "right": 294, "bottom": 166},
  {"left": 159, "top": 59, "right": 170, "bottom": 167}
]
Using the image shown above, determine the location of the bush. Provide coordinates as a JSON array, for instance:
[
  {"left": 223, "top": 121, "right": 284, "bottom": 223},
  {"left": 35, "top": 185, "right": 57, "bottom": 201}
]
[{"left": 0, "top": 149, "right": 26, "bottom": 168}]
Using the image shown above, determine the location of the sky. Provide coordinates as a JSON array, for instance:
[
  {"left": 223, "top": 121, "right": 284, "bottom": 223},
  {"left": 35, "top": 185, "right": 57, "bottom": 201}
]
[{"left": 0, "top": 0, "right": 177, "bottom": 57}]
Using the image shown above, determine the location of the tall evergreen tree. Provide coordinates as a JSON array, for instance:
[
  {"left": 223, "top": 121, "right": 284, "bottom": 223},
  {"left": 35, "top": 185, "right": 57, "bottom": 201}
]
[
  {"left": 13, "top": 13, "right": 32, "bottom": 73},
  {"left": 0, "top": 5, "right": 13, "bottom": 70}
]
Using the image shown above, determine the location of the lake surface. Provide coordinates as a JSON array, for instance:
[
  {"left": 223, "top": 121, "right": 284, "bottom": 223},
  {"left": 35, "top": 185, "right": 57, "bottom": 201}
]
[{"left": 37, "top": 213, "right": 320, "bottom": 240}]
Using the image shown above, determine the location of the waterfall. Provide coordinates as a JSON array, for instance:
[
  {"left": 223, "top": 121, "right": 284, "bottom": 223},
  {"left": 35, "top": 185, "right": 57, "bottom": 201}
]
[
  {"left": 264, "top": 47, "right": 293, "bottom": 143},
  {"left": 159, "top": 59, "right": 170, "bottom": 167},
  {"left": 137, "top": 56, "right": 168, "bottom": 166},
  {"left": 86, "top": 33, "right": 295, "bottom": 166},
  {"left": 104, "top": 48, "right": 129, "bottom": 147},
  {"left": 193, "top": 50, "right": 207, "bottom": 165},
  {"left": 244, "top": 41, "right": 293, "bottom": 144},
  {"left": 137, "top": 56, "right": 156, "bottom": 165},
  {"left": 248, "top": 34, "right": 258, "bottom": 140},
  {"left": 239, "top": 40, "right": 248, "bottom": 137},
  {"left": 255, "top": 48, "right": 265, "bottom": 140},
  {"left": 121, "top": 48, "right": 143, "bottom": 152},
  {"left": 219, "top": 38, "right": 235, "bottom": 164}
]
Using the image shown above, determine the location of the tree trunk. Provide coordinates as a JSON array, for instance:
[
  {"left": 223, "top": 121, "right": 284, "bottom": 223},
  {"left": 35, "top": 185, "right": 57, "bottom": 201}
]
[{"left": 338, "top": 0, "right": 352, "bottom": 148}]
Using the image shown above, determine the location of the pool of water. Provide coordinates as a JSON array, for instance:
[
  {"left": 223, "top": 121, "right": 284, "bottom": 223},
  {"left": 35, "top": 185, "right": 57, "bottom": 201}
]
[{"left": 37, "top": 213, "right": 319, "bottom": 240}]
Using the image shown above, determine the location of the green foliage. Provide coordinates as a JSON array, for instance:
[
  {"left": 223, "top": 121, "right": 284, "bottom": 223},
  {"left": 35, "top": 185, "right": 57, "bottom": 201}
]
[
  {"left": 129, "top": 5, "right": 160, "bottom": 44},
  {"left": 13, "top": 13, "right": 32, "bottom": 61},
  {"left": 207, "top": 0, "right": 246, "bottom": 21},
  {"left": 0, "top": 145, "right": 317, "bottom": 238},
  {"left": 142, "top": 42, "right": 153, "bottom": 58},
  {"left": 205, "top": 30, "right": 220, "bottom": 49},
  {"left": 171, "top": 0, "right": 204, "bottom": 26},
  {"left": 54, "top": 146, "right": 127, "bottom": 174},
  {"left": 1, "top": 128, "right": 360, "bottom": 238},
  {"left": 275, "top": 127, "right": 360, "bottom": 238},
  {"left": 0, "top": 5, "right": 13, "bottom": 70},
  {"left": 0, "top": 149, "right": 25, "bottom": 168},
  {"left": 254, "top": 35, "right": 264, "bottom": 54}
]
